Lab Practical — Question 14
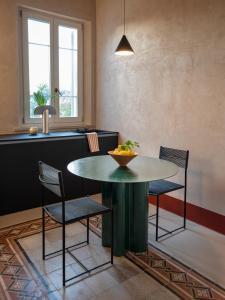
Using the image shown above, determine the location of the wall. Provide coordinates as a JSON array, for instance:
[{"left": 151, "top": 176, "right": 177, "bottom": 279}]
[
  {"left": 96, "top": 0, "right": 225, "bottom": 215},
  {"left": 0, "top": 0, "right": 95, "bottom": 134}
]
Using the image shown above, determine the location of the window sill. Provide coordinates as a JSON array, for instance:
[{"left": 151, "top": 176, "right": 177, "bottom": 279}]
[{"left": 14, "top": 122, "right": 94, "bottom": 133}]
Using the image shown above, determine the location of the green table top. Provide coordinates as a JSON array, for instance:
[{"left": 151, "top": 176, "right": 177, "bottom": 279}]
[{"left": 67, "top": 155, "right": 178, "bottom": 183}]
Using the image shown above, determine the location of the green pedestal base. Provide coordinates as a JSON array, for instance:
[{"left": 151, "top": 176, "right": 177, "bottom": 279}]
[{"left": 102, "top": 182, "right": 148, "bottom": 256}]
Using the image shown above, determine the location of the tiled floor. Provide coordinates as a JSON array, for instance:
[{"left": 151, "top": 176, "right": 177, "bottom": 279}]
[
  {"left": 1, "top": 195, "right": 225, "bottom": 300},
  {"left": 17, "top": 218, "right": 180, "bottom": 300},
  {"left": 148, "top": 204, "right": 225, "bottom": 288}
]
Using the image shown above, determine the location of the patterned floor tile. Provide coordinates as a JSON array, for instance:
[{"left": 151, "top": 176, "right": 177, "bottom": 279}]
[{"left": 0, "top": 216, "right": 224, "bottom": 300}]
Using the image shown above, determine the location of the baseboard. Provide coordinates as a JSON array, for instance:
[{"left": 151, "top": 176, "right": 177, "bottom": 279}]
[{"left": 148, "top": 195, "right": 225, "bottom": 235}]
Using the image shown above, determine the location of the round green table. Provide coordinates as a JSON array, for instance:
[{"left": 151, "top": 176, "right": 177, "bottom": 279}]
[{"left": 67, "top": 155, "right": 178, "bottom": 256}]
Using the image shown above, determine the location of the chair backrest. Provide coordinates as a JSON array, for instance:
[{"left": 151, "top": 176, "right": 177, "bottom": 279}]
[
  {"left": 159, "top": 146, "right": 189, "bottom": 170},
  {"left": 38, "top": 161, "right": 65, "bottom": 199}
]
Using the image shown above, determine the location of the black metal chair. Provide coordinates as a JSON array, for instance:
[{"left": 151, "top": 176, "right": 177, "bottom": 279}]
[
  {"left": 38, "top": 161, "right": 113, "bottom": 286},
  {"left": 149, "top": 146, "right": 189, "bottom": 241}
]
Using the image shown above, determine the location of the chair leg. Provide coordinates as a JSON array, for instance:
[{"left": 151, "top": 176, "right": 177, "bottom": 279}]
[
  {"left": 62, "top": 223, "right": 66, "bottom": 287},
  {"left": 156, "top": 195, "right": 159, "bottom": 241},
  {"left": 87, "top": 218, "right": 89, "bottom": 244},
  {"left": 42, "top": 208, "right": 45, "bottom": 260},
  {"left": 183, "top": 186, "right": 187, "bottom": 228},
  {"left": 111, "top": 210, "right": 114, "bottom": 264}
]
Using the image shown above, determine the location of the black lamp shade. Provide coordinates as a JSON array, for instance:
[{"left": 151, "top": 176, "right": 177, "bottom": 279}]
[{"left": 115, "top": 35, "right": 134, "bottom": 56}]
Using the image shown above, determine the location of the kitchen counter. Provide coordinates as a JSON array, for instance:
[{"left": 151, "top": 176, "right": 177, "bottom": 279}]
[
  {"left": 0, "top": 129, "right": 118, "bottom": 144},
  {"left": 0, "top": 129, "right": 118, "bottom": 215}
]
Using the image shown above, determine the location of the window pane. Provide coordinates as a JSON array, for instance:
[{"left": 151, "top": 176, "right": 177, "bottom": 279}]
[
  {"left": 29, "top": 44, "right": 50, "bottom": 94},
  {"left": 28, "top": 19, "right": 50, "bottom": 45},
  {"left": 59, "top": 49, "right": 78, "bottom": 97},
  {"left": 59, "top": 96, "right": 78, "bottom": 118},
  {"left": 28, "top": 19, "right": 51, "bottom": 118},
  {"left": 59, "top": 26, "right": 77, "bottom": 50},
  {"left": 58, "top": 25, "right": 78, "bottom": 118}
]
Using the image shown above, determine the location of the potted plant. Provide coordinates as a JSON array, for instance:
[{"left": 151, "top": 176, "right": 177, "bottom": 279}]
[{"left": 33, "top": 84, "right": 56, "bottom": 134}]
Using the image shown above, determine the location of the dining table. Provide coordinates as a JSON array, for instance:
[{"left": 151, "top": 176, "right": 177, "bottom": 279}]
[{"left": 67, "top": 155, "right": 178, "bottom": 256}]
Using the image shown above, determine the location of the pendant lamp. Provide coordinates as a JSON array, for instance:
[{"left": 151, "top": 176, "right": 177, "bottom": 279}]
[{"left": 115, "top": 0, "right": 134, "bottom": 56}]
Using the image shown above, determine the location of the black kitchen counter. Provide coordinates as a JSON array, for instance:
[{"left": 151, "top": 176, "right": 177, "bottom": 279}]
[
  {"left": 0, "top": 129, "right": 118, "bottom": 144},
  {"left": 0, "top": 129, "right": 118, "bottom": 215}
]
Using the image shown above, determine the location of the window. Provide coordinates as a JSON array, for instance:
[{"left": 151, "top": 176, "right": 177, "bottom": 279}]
[{"left": 21, "top": 9, "right": 83, "bottom": 125}]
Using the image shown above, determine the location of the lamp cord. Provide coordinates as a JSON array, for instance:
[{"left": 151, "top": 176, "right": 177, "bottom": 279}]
[{"left": 124, "top": 0, "right": 126, "bottom": 35}]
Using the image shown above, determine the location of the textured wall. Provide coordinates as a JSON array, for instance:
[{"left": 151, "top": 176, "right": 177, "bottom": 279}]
[
  {"left": 0, "top": 0, "right": 95, "bottom": 134},
  {"left": 96, "top": 0, "right": 225, "bottom": 215}
]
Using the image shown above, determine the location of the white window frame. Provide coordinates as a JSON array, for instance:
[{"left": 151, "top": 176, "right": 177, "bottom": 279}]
[{"left": 21, "top": 8, "right": 83, "bottom": 126}]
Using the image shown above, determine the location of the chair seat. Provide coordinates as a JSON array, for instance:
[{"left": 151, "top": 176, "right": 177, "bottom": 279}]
[
  {"left": 45, "top": 197, "right": 110, "bottom": 224},
  {"left": 149, "top": 179, "right": 184, "bottom": 196}
]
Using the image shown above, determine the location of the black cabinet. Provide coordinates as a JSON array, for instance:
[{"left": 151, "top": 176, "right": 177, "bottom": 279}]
[{"left": 0, "top": 133, "right": 118, "bottom": 215}]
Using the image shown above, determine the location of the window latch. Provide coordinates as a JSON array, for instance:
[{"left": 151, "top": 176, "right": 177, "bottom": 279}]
[{"left": 54, "top": 88, "right": 62, "bottom": 96}]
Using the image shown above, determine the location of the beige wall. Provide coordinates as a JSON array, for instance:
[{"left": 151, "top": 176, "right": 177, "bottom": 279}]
[
  {"left": 0, "top": 0, "right": 95, "bottom": 134},
  {"left": 96, "top": 0, "right": 225, "bottom": 215}
]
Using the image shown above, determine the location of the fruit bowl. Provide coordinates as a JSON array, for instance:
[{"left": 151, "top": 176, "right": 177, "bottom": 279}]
[{"left": 108, "top": 151, "right": 138, "bottom": 167}]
